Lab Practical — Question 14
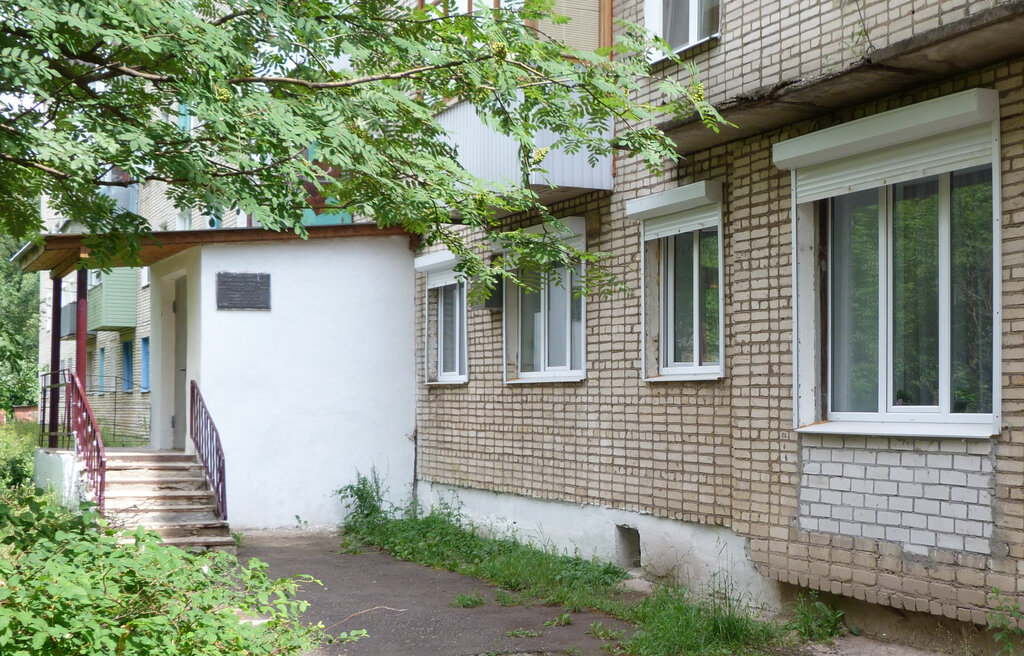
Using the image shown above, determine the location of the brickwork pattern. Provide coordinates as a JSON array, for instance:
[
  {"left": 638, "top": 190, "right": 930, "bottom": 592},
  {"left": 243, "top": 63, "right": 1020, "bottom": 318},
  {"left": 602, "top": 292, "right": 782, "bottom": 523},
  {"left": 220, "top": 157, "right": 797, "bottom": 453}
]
[
  {"left": 617, "top": 0, "right": 1008, "bottom": 120},
  {"left": 415, "top": 52, "right": 1024, "bottom": 625},
  {"left": 799, "top": 436, "right": 995, "bottom": 555}
]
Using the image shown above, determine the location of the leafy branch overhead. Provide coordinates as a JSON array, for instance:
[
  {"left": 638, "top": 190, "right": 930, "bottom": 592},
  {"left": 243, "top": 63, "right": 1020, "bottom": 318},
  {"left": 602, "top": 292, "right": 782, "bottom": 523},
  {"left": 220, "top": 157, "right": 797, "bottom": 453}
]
[{"left": 0, "top": 0, "right": 728, "bottom": 291}]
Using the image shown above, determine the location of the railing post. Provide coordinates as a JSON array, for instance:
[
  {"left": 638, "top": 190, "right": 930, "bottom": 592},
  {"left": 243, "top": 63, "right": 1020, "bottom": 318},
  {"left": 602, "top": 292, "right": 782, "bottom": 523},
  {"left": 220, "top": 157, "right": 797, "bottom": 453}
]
[{"left": 47, "top": 277, "right": 62, "bottom": 448}]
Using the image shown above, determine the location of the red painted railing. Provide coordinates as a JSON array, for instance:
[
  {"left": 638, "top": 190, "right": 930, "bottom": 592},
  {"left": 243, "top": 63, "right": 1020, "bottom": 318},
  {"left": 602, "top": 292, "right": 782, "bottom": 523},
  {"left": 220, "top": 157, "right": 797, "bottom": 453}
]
[
  {"left": 69, "top": 372, "right": 106, "bottom": 513},
  {"left": 189, "top": 381, "right": 227, "bottom": 520}
]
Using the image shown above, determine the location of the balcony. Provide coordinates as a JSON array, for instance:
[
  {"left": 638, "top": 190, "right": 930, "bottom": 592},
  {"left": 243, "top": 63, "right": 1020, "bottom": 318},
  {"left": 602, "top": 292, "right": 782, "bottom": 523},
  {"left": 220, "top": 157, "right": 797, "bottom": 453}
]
[
  {"left": 87, "top": 268, "right": 138, "bottom": 331},
  {"left": 436, "top": 100, "right": 613, "bottom": 210}
]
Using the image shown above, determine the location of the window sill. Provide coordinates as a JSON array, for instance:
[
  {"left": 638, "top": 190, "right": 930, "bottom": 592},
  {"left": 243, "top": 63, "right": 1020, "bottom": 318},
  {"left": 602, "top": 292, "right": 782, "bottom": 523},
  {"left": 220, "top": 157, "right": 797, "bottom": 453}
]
[
  {"left": 796, "top": 420, "right": 997, "bottom": 439},
  {"left": 425, "top": 378, "right": 468, "bottom": 387},
  {"left": 649, "top": 35, "right": 720, "bottom": 64},
  {"left": 506, "top": 372, "right": 586, "bottom": 385},
  {"left": 645, "top": 371, "right": 724, "bottom": 383}
]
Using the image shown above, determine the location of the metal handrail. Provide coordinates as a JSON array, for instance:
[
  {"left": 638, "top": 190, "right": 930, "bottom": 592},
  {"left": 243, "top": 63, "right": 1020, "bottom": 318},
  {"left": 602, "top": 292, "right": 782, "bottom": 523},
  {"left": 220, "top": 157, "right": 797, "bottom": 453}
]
[
  {"left": 69, "top": 372, "right": 106, "bottom": 514},
  {"left": 38, "top": 369, "right": 73, "bottom": 448},
  {"left": 189, "top": 381, "right": 227, "bottom": 520}
]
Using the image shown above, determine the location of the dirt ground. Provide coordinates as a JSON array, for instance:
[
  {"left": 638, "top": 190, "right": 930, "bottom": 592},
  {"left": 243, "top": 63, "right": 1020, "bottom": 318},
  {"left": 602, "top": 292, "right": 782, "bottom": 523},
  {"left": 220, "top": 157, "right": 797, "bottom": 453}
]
[{"left": 238, "top": 530, "right": 956, "bottom": 656}]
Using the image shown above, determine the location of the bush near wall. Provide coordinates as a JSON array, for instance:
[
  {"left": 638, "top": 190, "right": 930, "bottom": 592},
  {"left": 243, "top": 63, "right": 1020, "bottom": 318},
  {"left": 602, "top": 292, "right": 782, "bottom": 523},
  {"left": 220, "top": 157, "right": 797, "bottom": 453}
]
[{"left": 0, "top": 426, "right": 328, "bottom": 655}]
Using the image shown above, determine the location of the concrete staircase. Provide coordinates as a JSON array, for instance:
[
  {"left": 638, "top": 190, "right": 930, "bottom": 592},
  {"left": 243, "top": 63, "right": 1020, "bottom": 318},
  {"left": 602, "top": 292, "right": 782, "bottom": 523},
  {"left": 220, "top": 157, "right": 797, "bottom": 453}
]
[{"left": 103, "top": 450, "right": 235, "bottom": 552}]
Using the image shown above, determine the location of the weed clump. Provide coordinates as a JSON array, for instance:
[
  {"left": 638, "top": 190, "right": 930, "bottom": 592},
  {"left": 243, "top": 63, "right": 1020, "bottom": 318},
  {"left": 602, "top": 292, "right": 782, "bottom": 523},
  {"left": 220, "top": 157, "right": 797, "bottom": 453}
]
[
  {"left": 338, "top": 472, "right": 627, "bottom": 611},
  {"left": 623, "top": 585, "right": 781, "bottom": 656},
  {"left": 789, "top": 590, "right": 845, "bottom": 642}
]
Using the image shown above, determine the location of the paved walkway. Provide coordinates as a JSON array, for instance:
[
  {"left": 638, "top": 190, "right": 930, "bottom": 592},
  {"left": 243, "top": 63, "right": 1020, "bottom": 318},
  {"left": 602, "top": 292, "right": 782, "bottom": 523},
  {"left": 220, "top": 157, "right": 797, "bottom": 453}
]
[{"left": 238, "top": 530, "right": 953, "bottom": 656}]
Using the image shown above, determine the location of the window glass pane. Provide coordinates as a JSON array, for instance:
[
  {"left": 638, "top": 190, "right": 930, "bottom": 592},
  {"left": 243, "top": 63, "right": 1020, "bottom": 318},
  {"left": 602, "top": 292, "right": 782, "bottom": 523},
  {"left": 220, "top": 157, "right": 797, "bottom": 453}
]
[
  {"left": 547, "top": 267, "right": 569, "bottom": 368},
  {"left": 670, "top": 233, "right": 695, "bottom": 364},
  {"left": 699, "top": 227, "right": 720, "bottom": 364},
  {"left": 520, "top": 269, "right": 542, "bottom": 373},
  {"left": 699, "top": 0, "right": 719, "bottom": 38},
  {"left": 571, "top": 264, "right": 583, "bottom": 371},
  {"left": 662, "top": 0, "right": 690, "bottom": 50},
  {"left": 440, "top": 284, "right": 458, "bottom": 373},
  {"left": 457, "top": 283, "right": 466, "bottom": 376},
  {"left": 951, "top": 166, "right": 993, "bottom": 413},
  {"left": 831, "top": 190, "right": 880, "bottom": 412},
  {"left": 892, "top": 177, "right": 939, "bottom": 407},
  {"left": 141, "top": 337, "right": 150, "bottom": 391}
]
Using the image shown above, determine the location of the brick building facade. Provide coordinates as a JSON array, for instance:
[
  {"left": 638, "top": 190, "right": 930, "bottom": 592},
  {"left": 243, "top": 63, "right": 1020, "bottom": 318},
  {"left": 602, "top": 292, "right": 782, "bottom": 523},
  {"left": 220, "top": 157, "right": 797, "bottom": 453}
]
[{"left": 413, "top": 0, "right": 1024, "bottom": 625}]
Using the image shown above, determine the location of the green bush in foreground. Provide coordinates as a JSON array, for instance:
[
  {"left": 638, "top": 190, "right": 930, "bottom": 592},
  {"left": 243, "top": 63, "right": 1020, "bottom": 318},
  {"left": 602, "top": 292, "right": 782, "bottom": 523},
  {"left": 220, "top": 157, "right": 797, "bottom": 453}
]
[
  {"left": 0, "top": 422, "right": 37, "bottom": 489},
  {"left": 0, "top": 488, "right": 326, "bottom": 655}
]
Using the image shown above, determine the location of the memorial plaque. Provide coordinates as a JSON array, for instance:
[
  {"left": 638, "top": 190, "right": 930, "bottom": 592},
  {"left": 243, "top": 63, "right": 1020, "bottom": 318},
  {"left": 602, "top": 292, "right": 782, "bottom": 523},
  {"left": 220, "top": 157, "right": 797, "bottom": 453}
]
[{"left": 216, "top": 272, "right": 271, "bottom": 310}]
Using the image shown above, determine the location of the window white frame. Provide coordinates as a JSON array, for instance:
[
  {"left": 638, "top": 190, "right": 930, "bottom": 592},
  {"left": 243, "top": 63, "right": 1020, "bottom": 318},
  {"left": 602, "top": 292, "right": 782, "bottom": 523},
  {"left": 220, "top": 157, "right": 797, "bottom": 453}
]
[
  {"left": 140, "top": 266, "right": 150, "bottom": 288},
  {"left": 415, "top": 250, "right": 469, "bottom": 385},
  {"left": 644, "top": 0, "right": 720, "bottom": 59},
  {"left": 501, "top": 216, "right": 587, "bottom": 384},
  {"left": 629, "top": 181, "right": 724, "bottom": 381},
  {"left": 774, "top": 88, "right": 1002, "bottom": 438}
]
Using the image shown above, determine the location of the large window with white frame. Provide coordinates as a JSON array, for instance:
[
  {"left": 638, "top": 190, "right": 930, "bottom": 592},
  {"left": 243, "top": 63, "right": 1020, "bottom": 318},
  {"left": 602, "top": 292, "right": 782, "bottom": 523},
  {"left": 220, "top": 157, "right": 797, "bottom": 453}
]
[
  {"left": 630, "top": 180, "right": 724, "bottom": 381},
  {"left": 646, "top": 0, "right": 720, "bottom": 55},
  {"left": 502, "top": 216, "right": 587, "bottom": 383},
  {"left": 775, "top": 88, "right": 1001, "bottom": 438},
  {"left": 416, "top": 251, "right": 469, "bottom": 384}
]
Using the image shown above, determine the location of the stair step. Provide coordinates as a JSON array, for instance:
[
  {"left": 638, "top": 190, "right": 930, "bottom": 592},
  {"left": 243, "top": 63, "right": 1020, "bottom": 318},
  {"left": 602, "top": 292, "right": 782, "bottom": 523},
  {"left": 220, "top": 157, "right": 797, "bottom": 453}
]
[
  {"left": 108, "top": 508, "right": 221, "bottom": 524},
  {"left": 106, "top": 477, "right": 209, "bottom": 492},
  {"left": 118, "top": 534, "right": 237, "bottom": 553},
  {"left": 104, "top": 454, "right": 196, "bottom": 465},
  {"left": 119, "top": 520, "right": 230, "bottom": 539},
  {"left": 106, "top": 461, "right": 203, "bottom": 472}
]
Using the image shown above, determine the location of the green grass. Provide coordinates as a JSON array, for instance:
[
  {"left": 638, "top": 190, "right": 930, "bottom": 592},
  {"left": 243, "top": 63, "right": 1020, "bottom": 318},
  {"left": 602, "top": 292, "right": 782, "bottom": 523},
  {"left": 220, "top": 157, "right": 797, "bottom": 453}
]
[
  {"left": 452, "top": 592, "right": 485, "bottom": 608},
  {"left": 505, "top": 627, "right": 543, "bottom": 638},
  {"left": 338, "top": 473, "right": 627, "bottom": 612},
  {"left": 338, "top": 472, "right": 798, "bottom": 656},
  {"left": 788, "top": 590, "right": 845, "bottom": 642},
  {"left": 622, "top": 585, "right": 782, "bottom": 656}
]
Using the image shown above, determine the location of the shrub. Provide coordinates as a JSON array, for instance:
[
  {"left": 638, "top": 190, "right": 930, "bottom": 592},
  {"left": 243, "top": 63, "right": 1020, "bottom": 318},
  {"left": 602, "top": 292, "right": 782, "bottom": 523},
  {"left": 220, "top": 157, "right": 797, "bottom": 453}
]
[
  {"left": 0, "top": 487, "right": 327, "bottom": 655},
  {"left": 789, "top": 590, "right": 845, "bottom": 642},
  {"left": 0, "top": 422, "right": 37, "bottom": 489}
]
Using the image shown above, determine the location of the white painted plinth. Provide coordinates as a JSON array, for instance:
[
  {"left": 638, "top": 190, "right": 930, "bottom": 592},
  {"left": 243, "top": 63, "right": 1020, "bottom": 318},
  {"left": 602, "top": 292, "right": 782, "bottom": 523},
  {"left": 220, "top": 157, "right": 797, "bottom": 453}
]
[
  {"left": 417, "top": 481, "right": 783, "bottom": 611},
  {"left": 34, "top": 448, "right": 84, "bottom": 508}
]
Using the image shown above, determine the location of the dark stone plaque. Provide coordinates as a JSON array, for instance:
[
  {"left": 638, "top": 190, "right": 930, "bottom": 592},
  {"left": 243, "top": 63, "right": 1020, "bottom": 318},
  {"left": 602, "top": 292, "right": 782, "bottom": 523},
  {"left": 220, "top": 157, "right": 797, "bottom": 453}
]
[{"left": 216, "top": 272, "right": 271, "bottom": 310}]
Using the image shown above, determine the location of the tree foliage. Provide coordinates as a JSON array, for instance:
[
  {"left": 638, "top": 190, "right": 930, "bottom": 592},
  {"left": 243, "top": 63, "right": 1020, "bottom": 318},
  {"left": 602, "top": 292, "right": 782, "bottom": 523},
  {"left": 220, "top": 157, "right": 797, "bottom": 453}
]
[
  {"left": 0, "top": 0, "right": 726, "bottom": 295},
  {"left": 0, "top": 232, "right": 39, "bottom": 412}
]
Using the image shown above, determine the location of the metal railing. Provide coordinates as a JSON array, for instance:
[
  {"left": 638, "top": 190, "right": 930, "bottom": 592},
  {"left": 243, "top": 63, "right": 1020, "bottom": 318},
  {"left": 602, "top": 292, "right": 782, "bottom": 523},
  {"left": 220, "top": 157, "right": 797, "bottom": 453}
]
[
  {"left": 69, "top": 372, "right": 107, "bottom": 514},
  {"left": 189, "top": 381, "right": 227, "bottom": 520},
  {"left": 39, "top": 369, "right": 72, "bottom": 448},
  {"left": 38, "top": 370, "right": 150, "bottom": 448}
]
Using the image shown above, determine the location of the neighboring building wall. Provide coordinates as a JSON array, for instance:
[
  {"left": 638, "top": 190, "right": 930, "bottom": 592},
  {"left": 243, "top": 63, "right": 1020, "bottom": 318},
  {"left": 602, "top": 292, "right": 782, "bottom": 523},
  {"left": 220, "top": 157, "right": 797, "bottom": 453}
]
[{"left": 414, "top": 0, "right": 1024, "bottom": 626}]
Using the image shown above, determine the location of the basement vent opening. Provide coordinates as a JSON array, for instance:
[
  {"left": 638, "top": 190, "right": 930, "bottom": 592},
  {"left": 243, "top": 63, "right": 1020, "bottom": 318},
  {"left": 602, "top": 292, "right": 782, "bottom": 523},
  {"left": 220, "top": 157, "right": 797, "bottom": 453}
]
[{"left": 616, "top": 525, "right": 641, "bottom": 569}]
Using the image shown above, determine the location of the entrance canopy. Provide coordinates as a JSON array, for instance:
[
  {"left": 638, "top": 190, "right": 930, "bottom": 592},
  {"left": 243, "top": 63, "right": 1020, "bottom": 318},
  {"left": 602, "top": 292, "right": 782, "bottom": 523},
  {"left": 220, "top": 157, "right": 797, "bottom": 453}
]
[{"left": 15, "top": 224, "right": 412, "bottom": 277}]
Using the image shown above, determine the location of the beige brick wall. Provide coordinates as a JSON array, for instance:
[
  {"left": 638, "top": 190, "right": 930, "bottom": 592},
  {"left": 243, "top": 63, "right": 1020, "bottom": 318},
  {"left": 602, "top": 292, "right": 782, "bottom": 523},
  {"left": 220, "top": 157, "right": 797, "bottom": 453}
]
[
  {"left": 619, "top": 0, "right": 1008, "bottom": 110},
  {"left": 415, "top": 49, "right": 1024, "bottom": 623}
]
